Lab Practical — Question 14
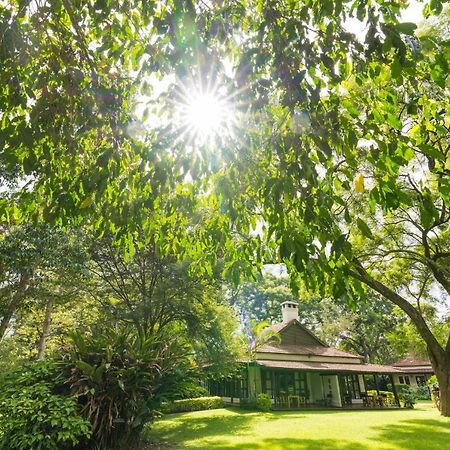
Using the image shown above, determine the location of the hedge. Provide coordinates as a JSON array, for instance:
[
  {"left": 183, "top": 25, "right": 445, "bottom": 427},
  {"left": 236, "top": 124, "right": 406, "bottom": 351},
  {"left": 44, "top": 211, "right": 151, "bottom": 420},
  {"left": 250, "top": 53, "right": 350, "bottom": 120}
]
[{"left": 164, "top": 396, "right": 223, "bottom": 414}]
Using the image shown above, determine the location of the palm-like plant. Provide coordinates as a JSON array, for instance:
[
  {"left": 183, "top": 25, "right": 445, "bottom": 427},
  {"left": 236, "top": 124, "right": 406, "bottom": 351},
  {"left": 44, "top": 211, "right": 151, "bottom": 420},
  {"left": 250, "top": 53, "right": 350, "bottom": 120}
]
[{"left": 65, "top": 327, "right": 191, "bottom": 449}]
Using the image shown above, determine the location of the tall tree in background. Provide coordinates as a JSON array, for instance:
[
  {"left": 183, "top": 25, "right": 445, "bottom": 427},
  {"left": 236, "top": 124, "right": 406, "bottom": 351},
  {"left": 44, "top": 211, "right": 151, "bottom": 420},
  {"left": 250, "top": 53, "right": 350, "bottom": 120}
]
[
  {"left": 0, "top": 224, "right": 87, "bottom": 345},
  {"left": 87, "top": 234, "right": 242, "bottom": 374},
  {"left": 230, "top": 273, "right": 401, "bottom": 363}
]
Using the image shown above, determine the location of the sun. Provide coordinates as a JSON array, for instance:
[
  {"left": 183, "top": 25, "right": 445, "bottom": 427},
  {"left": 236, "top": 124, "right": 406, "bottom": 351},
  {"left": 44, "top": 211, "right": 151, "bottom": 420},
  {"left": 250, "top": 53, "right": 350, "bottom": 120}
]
[
  {"left": 175, "top": 83, "right": 236, "bottom": 144},
  {"left": 185, "top": 93, "right": 224, "bottom": 137}
]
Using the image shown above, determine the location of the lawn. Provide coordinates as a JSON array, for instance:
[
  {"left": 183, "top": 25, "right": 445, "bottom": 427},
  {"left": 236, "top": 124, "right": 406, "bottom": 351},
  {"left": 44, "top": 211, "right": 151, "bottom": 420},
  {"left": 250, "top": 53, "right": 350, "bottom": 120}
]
[{"left": 144, "top": 402, "right": 450, "bottom": 450}]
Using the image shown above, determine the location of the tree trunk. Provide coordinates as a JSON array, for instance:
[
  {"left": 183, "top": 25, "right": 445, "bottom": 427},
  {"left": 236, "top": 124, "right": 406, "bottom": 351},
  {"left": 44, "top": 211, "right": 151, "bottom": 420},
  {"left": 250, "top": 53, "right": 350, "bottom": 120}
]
[
  {"left": 37, "top": 297, "right": 53, "bottom": 360},
  {"left": 348, "top": 264, "right": 450, "bottom": 416},
  {"left": 0, "top": 272, "right": 32, "bottom": 341},
  {"left": 429, "top": 352, "right": 450, "bottom": 416}
]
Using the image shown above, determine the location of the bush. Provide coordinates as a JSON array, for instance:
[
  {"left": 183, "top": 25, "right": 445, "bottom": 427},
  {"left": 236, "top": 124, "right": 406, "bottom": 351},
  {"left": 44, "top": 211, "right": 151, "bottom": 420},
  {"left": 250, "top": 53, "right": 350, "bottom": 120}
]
[
  {"left": 0, "top": 360, "right": 91, "bottom": 450},
  {"left": 428, "top": 375, "right": 439, "bottom": 390},
  {"left": 256, "top": 393, "right": 272, "bottom": 411},
  {"left": 413, "top": 385, "right": 431, "bottom": 400},
  {"left": 65, "top": 327, "right": 191, "bottom": 450},
  {"left": 394, "top": 385, "right": 416, "bottom": 408},
  {"left": 165, "top": 396, "right": 223, "bottom": 413},
  {"left": 175, "top": 384, "right": 209, "bottom": 399}
]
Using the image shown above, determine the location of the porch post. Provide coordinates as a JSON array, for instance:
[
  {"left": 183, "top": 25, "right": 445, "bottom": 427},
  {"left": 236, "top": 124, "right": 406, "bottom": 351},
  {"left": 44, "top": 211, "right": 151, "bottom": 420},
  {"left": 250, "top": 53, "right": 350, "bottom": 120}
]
[
  {"left": 390, "top": 374, "right": 400, "bottom": 407},
  {"left": 362, "top": 374, "right": 368, "bottom": 393},
  {"left": 373, "top": 374, "right": 380, "bottom": 395}
]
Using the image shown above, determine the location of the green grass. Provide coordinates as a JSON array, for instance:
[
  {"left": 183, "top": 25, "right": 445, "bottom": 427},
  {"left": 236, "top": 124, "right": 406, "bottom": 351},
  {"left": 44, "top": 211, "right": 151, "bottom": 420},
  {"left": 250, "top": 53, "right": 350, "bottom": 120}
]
[{"left": 144, "top": 402, "right": 450, "bottom": 449}]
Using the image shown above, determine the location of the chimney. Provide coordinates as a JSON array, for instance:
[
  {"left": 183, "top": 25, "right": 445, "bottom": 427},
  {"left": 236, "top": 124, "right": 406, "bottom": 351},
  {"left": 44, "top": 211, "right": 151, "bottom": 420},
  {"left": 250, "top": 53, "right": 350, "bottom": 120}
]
[{"left": 281, "top": 301, "right": 299, "bottom": 323}]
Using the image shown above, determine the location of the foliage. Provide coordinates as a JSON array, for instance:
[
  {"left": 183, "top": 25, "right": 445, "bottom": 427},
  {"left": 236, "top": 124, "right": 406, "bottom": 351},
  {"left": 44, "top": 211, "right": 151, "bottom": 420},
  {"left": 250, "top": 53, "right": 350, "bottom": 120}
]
[
  {"left": 395, "top": 385, "right": 417, "bottom": 408},
  {"left": 164, "top": 396, "right": 223, "bottom": 414},
  {"left": 0, "top": 336, "right": 23, "bottom": 375},
  {"left": 428, "top": 375, "right": 440, "bottom": 390},
  {"left": 229, "top": 273, "right": 298, "bottom": 324},
  {"left": 174, "top": 384, "right": 209, "bottom": 400},
  {"left": 247, "top": 320, "right": 281, "bottom": 354},
  {"left": 2, "top": 0, "right": 450, "bottom": 419},
  {"left": 88, "top": 235, "right": 243, "bottom": 376},
  {"left": 256, "top": 393, "right": 272, "bottom": 412},
  {"left": 366, "top": 390, "right": 396, "bottom": 402},
  {"left": 0, "top": 224, "right": 90, "bottom": 359},
  {"left": 0, "top": 360, "right": 91, "bottom": 450},
  {"left": 387, "top": 305, "right": 450, "bottom": 360},
  {"left": 414, "top": 386, "right": 432, "bottom": 401},
  {"left": 65, "top": 326, "right": 191, "bottom": 450}
]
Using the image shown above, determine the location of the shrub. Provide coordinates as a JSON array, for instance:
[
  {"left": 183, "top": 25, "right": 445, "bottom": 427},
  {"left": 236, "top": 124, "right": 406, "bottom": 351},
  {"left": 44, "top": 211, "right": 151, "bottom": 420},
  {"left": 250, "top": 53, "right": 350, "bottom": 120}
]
[
  {"left": 256, "top": 393, "right": 272, "bottom": 411},
  {"left": 175, "top": 383, "right": 209, "bottom": 399},
  {"left": 66, "top": 327, "right": 191, "bottom": 449},
  {"left": 428, "top": 375, "right": 439, "bottom": 390},
  {"left": 165, "top": 396, "right": 223, "bottom": 413},
  {"left": 394, "top": 385, "right": 416, "bottom": 408},
  {"left": 413, "top": 385, "right": 431, "bottom": 400},
  {"left": 0, "top": 360, "right": 91, "bottom": 450}
]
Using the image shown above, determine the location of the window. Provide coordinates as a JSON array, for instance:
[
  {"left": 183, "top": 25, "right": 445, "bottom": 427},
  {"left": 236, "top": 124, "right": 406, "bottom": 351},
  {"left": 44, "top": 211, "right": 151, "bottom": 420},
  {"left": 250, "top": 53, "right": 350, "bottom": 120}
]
[
  {"left": 404, "top": 376, "right": 410, "bottom": 385},
  {"left": 339, "top": 374, "right": 361, "bottom": 399},
  {"left": 416, "top": 376, "right": 426, "bottom": 386},
  {"left": 263, "top": 370, "right": 308, "bottom": 398},
  {"left": 295, "top": 372, "right": 308, "bottom": 397},
  {"left": 399, "top": 376, "right": 404, "bottom": 384}
]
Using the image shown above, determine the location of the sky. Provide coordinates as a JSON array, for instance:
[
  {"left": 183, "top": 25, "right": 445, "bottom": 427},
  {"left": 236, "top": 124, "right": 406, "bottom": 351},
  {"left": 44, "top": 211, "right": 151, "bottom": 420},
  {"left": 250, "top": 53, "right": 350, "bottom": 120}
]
[{"left": 345, "top": 0, "right": 425, "bottom": 38}]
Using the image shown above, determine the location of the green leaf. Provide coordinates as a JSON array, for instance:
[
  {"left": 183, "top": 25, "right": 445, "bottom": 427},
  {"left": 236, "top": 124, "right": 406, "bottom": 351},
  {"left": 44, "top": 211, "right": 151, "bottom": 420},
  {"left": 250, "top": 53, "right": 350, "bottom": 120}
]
[
  {"left": 79, "top": 197, "right": 92, "bottom": 209},
  {"left": 331, "top": 233, "right": 347, "bottom": 255},
  {"left": 395, "top": 22, "right": 417, "bottom": 35},
  {"left": 356, "top": 218, "right": 374, "bottom": 239}
]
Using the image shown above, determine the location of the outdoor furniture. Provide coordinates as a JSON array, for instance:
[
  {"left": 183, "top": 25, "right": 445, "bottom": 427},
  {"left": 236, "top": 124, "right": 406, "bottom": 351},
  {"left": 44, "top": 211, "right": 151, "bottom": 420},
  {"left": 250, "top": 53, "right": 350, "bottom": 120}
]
[
  {"left": 366, "top": 395, "right": 376, "bottom": 407},
  {"left": 361, "top": 393, "right": 369, "bottom": 407},
  {"left": 377, "top": 395, "right": 385, "bottom": 407},
  {"left": 276, "top": 395, "right": 289, "bottom": 408},
  {"left": 288, "top": 395, "right": 300, "bottom": 408},
  {"left": 343, "top": 394, "right": 352, "bottom": 406}
]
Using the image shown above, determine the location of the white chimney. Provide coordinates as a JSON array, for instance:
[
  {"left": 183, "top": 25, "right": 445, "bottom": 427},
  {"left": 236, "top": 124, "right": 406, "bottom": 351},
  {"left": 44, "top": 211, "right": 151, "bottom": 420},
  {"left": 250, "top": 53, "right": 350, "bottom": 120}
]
[{"left": 281, "top": 301, "right": 299, "bottom": 323}]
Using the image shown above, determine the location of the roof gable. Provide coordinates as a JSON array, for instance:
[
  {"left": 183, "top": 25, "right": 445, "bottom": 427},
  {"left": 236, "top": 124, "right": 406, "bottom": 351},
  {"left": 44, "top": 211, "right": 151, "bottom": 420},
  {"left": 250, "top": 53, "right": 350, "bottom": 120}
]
[{"left": 272, "top": 319, "right": 327, "bottom": 347}]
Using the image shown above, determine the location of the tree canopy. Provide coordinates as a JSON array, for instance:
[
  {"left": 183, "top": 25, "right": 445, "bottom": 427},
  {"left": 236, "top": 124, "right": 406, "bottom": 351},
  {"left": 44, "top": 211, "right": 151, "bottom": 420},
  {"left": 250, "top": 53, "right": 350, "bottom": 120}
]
[{"left": 2, "top": 0, "right": 450, "bottom": 415}]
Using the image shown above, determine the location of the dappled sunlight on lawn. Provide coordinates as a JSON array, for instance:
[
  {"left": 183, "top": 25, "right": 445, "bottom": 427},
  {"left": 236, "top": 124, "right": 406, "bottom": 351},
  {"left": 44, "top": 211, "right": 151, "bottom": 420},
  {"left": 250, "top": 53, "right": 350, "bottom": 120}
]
[{"left": 144, "top": 403, "right": 450, "bottom": 450}]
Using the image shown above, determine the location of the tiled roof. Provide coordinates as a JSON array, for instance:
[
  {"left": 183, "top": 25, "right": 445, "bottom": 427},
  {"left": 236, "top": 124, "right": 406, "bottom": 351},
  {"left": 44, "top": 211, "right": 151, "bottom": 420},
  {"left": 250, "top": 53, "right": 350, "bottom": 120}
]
[
  {"left": 257, "top": 343, "right": 361, "bottom": 359},
  {"left": 396, "top": 366, "right": 434, "bottom": 374},
  {"left": 393, "top": 356, "right": 432, "bottom": 368},
  {"left": 257, "top": 359, "right": 400, "bottom": 374}
]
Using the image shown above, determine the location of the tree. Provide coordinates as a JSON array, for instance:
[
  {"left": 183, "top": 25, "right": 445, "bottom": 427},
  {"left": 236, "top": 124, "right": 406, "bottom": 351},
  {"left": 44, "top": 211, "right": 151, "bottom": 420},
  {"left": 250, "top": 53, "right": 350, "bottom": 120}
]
[
  {"left": 228, "top": 272, "right": 297, "bottom": 323},
  {"left": 0, "top": 224, "right": 87, "bottom": 344},
  {"left": 231, "top": 273, "right": 400, "bottom": 363},
  {"left": 388, "top": 303, "right": 450, "bottom": 360},
  {"left": 87, "top": 233, "right": 242, "bottom": 375},
  {"left": 2, "top": 0, "right": 450, "bottom": 415},
  {"left": 204, "top": 1, "right": 450, "bottom": 414}
]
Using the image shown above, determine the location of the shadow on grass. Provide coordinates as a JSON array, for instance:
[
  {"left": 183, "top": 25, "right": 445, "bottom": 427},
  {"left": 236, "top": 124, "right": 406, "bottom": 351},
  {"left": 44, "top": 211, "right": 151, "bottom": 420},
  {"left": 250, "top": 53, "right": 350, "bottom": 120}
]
[
  {"left": 372, "top": 418, "right": 450, "bottom": 450},
  {"left": 145, "top": 410, "right": 257, "bottom": 442},
  {"left": 182, "top": 438, "right": 369, "bottom": 450},
  {"left": 145, "top": 407, "right": 450, "bottom": 450},
  {"left": 145, "top": 410, "right": 368, "bottom": 450}
]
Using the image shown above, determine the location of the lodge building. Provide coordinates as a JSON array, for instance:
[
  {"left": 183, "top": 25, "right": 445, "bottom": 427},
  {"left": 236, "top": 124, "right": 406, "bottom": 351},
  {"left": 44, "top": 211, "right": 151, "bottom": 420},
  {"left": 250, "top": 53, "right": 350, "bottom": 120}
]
[{"left": 207, "top": 301, "right": 416, "bottom": 409}]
